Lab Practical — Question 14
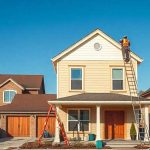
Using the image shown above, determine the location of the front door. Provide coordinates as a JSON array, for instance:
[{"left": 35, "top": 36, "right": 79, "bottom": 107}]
[{"left": 105, "top": 111, "right": 124, "bottom": 139}]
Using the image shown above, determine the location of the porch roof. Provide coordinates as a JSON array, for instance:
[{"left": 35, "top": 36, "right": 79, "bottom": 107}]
[{"left": 48, "top": 93, "right": 150, "bottom": 105}]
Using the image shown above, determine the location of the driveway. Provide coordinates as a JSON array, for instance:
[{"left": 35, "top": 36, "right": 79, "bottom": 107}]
[{"left": 0, "top": 137, "right": 35, "bottom": 150}]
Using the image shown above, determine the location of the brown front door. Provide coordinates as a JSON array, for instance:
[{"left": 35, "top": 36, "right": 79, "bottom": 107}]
[
  {"left": 7, "top": 116, "right": 30, "bottom": 137},
  {"left": 37, "top": 116, "right": 56, "bottom": 137},
  {"left": 105, "top": 111, "right": 124, "bottom": 139}
]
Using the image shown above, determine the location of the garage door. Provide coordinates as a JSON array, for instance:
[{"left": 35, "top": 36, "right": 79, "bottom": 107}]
[
  {"left": 37, "top": 116, "right": 55, "bottom": 137},
  {"left": 7, "top": 116, "right": 30, "bottom": 137}
]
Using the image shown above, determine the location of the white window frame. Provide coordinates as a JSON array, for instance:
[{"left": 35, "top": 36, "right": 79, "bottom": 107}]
[
  {"left": 111, "top": 67, "right": 125, "bottom": 91},
  {"left": 69, "top": 67, "right": 84, "bottom": 91},
  {"left": 3, "top": 90, "right": 17, "bottom": 103},
  {"left": 67, "top": 108, "right": 90, "bottom": 132}
]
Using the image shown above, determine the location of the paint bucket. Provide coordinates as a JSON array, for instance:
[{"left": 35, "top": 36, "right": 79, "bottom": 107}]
[
  {"left": 96, "top": 140, "right": 103, "bottom": 149},
  {"left": 88, "top": 134, "right": 96, "bottom": 141}
]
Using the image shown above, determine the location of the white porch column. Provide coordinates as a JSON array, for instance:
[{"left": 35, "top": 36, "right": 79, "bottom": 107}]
[
  {"left": 96, "top": 105, "right": 101, "bottom": 140},
  {"left": 54, "top": 105, "right": 60, "bottom": 143},
  {"left": 144, "top": 105, "right": 149, "bottom": 141}
]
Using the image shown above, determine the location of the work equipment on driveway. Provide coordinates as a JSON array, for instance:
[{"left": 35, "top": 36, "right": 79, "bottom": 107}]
[{"left": 38, "top": 104, "right": 69, "bottom": 145}]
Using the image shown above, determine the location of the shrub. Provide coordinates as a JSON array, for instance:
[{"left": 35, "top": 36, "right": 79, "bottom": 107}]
[{"left": 130, "top": 122, "right": 137, "bottom": 136}]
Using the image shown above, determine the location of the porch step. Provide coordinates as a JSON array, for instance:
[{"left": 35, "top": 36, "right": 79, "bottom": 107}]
[{"left": 104, "top": 140, "right": 141, "bottom": 148}]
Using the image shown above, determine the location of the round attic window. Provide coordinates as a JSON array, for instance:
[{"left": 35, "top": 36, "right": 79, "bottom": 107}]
[{"left": 94, "top": 43, "right": 102, "bottom": 51}]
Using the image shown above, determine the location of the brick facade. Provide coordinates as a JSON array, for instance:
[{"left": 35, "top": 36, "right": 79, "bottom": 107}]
[
  {"left": 0, "top": 75, "right": 48, "bottom": 138},
  {"left": 30, "top": 115, "right": 37, "bottom": 137},
  {"left": 0, "top": 81, "right": 23, "bottom": 106}
]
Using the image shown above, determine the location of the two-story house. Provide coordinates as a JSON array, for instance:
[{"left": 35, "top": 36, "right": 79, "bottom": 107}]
[
  {"left": 0, "top": 74, "right": 56, "bottom": 138},
  {"left": 49, "top": 29, "right": 150, "bottom": 142}
]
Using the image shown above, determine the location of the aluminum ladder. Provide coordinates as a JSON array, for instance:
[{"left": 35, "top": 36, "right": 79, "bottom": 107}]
[{"left": 124, "top": 58, "right": 150, "bottom": 145}]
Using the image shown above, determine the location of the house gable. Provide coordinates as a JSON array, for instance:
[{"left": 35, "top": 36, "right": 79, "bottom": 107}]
[
  {"left": 0, "top": 78, "right": 24, "bottom": 90},
  {"left": 62, "top": 34, "right": 123, "bottom": 61},
  {"left": 52, "top": 29, "right": 143, "bottom": 68}
]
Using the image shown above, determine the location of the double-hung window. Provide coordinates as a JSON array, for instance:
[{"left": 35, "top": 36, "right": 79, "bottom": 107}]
[
  {"left": 3, "top": 90, "right": 16, "bottom": 103},
  {"left": 71, "top": 68, "right": 82, "bottom": 90},
  {"left": 112, "top": 68, "right": 123, "bottom": 90},
  {"left": 68, "top": 109, "right": 89, "bottom": 132}
]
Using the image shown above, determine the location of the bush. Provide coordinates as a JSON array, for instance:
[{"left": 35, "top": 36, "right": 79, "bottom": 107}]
[{"left": 130, "top": 122, "right": 137, "bottom": 136}]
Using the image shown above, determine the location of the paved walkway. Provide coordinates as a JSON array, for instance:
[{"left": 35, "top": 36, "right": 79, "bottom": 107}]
[{"left": 0, "top": 137, "right": 35, "bottom": 150}]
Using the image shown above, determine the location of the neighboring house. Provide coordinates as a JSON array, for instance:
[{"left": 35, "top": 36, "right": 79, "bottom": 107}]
[
  {"left": 49, "top": 29, "right": 150, "bottom": 142},
  {"left": 0, "top": 74, "right": 45, "bottom": 106},
  {"left": 141, "top": 89, "right": 150, "bottom": 99},
  {"left": 0, "top": 74, "right": 56, "bottom": 137}
]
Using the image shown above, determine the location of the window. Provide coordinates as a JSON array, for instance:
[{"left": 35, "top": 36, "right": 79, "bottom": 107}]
[
  {"left": 3, "top": 90, "right": 16, "bottom": 103},
  {"left": 112, "top": 68, "right": 123, "bottom": 90},
  {"left": 68, "top": 109, "right": 89, "bottom": 131},
  {"left": 71, "top": 68, "right": 82, "bottom": 90}
]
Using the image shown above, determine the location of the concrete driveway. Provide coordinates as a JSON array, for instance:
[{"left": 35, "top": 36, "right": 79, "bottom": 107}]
[{"left": 0, "top": 137, "right": 35, "bottom": 150}]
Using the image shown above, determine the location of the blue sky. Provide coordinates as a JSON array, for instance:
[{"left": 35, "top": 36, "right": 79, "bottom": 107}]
[{"left": 0, "top": 0, "right": 150, "bottom": 93}]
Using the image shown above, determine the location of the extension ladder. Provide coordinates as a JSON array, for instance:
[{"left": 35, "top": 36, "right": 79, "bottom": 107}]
[
  {"left": 38, "top": 104, "right": 69, "bottom": 145},
  {"left": 123, "top": 58, "right": 150, "bottom": 144}
]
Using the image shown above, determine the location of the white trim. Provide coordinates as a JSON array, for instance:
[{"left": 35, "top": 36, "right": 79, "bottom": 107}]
[
  {"left": 144, "top": 105, "right": 149, "bottom": 141},
  {"left": 67, "top": 108, "right": 91, "bottom": 132},
  {"left": 3, "top": 90, "right": 17, "bottom": 103},
  {"left": 96, "top": 105, "right": 101, "bottom": 140},
  {"left": 25, "top": 88, "right": 40, "bottom": 90},
  {"left": 57, "top": 62, "right": 59, "bottom": 98},
  {"left": 48, "top": 100, "right": 150, "bottom": 105},
  {"left": 54, "top": 106, "right": 60, "bottom": 143},
  {"left": 111, "top": 67, "right": 125, "bottom": 91},
  {"left": 69, "top": 66, "right": 84, "bottom": 92},
  {"left": 52, "top": 29, "right": 143, "bottom": 64},
  {"left": 0, "top": 78, "right": 24, "bottom": 90}
]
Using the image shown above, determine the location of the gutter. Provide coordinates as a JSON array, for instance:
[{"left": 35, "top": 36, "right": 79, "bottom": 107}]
[{"left": 48, "top": 100, "right": 150, "bottom": 105}]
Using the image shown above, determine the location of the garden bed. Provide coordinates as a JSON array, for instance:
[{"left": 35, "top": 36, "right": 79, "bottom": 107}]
[
  {"left": 134, "top": 144, "right": 150, "bottom": 149},
  {"left": 20, "top": 141, "right": 112, "bottom": 149}
]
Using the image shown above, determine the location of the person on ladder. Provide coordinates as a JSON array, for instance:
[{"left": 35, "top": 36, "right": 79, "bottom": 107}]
[{"left": 120, "top": 36, "right": 130, "bottom": 62}]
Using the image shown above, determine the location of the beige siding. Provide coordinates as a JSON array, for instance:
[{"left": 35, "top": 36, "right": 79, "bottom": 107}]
[
  {"left": 58, "top": 59, "right": 137, "bottom": 98},
  {"left": 62, "top": 34, "right": 123, "bottom": 61},
  {"left": 59, "top": 105, "right": 135, "bottom": 140}
]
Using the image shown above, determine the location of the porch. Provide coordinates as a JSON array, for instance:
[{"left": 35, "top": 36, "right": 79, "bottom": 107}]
[{"left": 48, "top": 93, "right": 150, "bottom": 143}]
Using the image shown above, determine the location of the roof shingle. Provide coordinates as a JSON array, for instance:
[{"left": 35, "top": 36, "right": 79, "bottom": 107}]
[
  {"left": 54, "top": 93, "right": 148, "bottom": 101},
  {"left": 0, "top": 74, "right": 44, "bottom": 89},
  {"left": 0, "top": 94, "right": 56, "bottom": 113}
]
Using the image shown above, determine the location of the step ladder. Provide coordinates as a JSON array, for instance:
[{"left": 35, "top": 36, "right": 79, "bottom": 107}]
[
  {"left": 38, "top": 104, "right": 69, "bottom": 145},
  {"left": 123, "top": 57, "right": 150, "bottom": 145}
]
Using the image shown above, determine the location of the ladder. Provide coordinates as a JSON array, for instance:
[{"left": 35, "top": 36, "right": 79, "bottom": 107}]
[
  {"left": 38, "top": 104, "right": 69, "bottom": 145},
  {"left": 123, "top": 57, "right": 150, "bottom": 145}
]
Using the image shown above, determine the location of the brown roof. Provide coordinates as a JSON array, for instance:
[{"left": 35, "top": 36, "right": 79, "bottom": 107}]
[
  {"left": 55, "top": 93, "right": 148, "bottom": 101},
  {"left": 140, "top": 88, "right": 150, "bottom": 97},
  {"left": 0, "top": 94, "right": 56, "bottom": 113},
  {"left": 0, "top": 74, "right": 44, "bottom": 89}
]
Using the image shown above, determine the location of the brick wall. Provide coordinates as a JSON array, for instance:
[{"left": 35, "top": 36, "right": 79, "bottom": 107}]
[
  {"left": 0, "top": 114, "right": 7, "bottom": 137},
  {"left": 30, "top": 115, "right": 37, "bottom": 137},
  {"left": 0, "top": 81, "right": 22, "bottom": 106}
]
